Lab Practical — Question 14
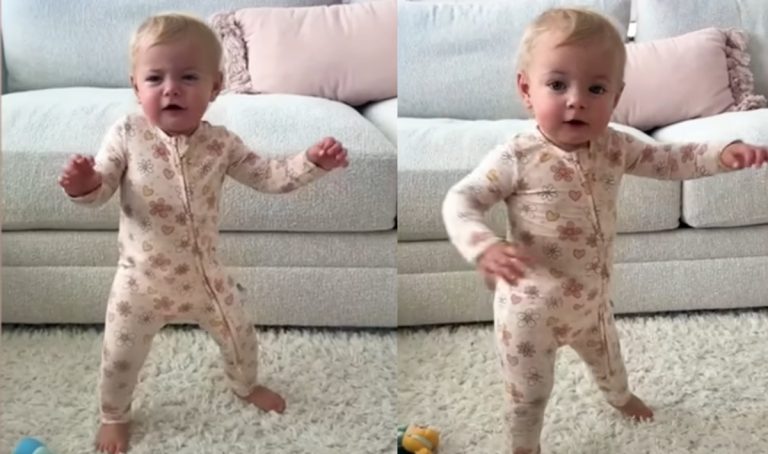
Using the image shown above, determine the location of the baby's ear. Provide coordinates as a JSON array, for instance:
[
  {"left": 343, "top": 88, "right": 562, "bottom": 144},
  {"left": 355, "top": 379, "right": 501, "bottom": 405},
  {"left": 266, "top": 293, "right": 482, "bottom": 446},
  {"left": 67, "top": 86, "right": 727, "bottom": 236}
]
[
  {"left": 516, "top": 71, "right": 532, "bottom": 110},
  {"left": 211, "top": 71, "right": 224, "bottom": 101},
  {"left": 613, "top": 81, "right": 625, "bottom": 108},
  {"left": 130, "top": 75, "right": 140, "bottom": 102}
]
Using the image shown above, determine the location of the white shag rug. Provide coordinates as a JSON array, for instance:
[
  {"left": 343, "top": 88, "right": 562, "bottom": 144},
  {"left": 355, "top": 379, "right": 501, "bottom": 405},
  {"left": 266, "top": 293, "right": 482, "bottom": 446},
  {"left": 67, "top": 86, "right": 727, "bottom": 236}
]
[
  {"left": 399, "top": 310, "right": 768, "bottom": 454},
  {"left": 1, "top": 326, "right": 396, "bottom": 454}
]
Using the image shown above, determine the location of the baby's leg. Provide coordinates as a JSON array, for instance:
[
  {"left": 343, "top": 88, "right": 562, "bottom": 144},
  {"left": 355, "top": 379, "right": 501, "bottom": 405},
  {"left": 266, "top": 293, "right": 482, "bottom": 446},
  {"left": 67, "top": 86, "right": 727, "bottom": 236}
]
[
  {"left": 568, "top": 303, "right": 653, "bottom": 421},
  {"left": 496, "top": 309, "right": 558, "bottom": 454},
  {"left": 96, "top": 297, "right": 164, "bottom": 453},
  {"left": 197, "top": 301, "right": 285, "bottom": 413}
]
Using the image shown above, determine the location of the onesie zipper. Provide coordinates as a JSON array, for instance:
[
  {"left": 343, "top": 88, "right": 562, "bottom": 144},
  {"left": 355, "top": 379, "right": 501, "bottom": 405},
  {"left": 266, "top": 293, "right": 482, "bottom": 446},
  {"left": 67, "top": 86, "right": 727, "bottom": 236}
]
[
  {"left": 171, "top": 137, "right": 243, "bottom": 366},
  {"left": 573, "top": 150, "right": 614, "bottom": 375}
]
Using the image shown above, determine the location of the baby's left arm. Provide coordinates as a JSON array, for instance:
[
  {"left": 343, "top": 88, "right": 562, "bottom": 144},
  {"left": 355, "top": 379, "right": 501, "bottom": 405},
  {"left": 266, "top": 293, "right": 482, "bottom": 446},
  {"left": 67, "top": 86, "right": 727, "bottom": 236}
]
[
  {"left": 225, "top": 133, "right": 330, "bottom": 194},
  {"left": 620, "top": 130, "right": 766, "bottom": 180}
]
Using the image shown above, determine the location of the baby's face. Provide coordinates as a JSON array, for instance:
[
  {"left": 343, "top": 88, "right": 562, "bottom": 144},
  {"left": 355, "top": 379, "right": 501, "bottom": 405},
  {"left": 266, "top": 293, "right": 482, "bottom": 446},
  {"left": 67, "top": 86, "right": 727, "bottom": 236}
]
[
  {"left": 517, "top": 31, "right": 623, "bottom": 151},
  {"left": 132, "top": 37, "right": 221, "bottom": 136}
]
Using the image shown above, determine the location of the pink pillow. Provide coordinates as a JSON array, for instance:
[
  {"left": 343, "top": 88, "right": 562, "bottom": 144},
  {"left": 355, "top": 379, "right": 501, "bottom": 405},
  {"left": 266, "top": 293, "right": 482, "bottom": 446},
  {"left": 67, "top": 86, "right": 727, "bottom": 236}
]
[
  {"left": 613, "top": 27, "right": 767, "bottom": 131},
  {"left": 211, "top": 1, "right": 396, "bottom": 106}
]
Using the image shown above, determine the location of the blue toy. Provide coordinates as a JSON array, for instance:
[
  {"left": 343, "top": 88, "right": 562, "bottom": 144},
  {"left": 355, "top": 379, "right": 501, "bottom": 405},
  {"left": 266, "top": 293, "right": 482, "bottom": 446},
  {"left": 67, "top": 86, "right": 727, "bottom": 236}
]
[{"left": 13, "top": 438, "right": 56, "bottom": 454}]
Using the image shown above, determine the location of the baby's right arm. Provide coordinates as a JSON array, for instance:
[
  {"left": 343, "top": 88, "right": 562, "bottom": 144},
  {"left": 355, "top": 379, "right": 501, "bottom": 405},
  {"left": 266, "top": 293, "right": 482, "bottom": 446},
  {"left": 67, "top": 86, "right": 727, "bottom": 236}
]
[
  {"left": 59, "top": 154, "right": 101, "bottom": 197},
  {"left": 441, "top": 143, "right": 519, "bottom": 263},
  {"left": 59, "top": 119, "right": 127, "bottom": 206}
]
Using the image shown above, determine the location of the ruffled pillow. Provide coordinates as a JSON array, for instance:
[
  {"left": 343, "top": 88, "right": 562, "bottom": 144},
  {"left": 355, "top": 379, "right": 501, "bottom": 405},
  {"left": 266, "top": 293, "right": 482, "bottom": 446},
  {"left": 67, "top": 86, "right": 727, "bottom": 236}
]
[
  {"left": 209, "top": 11, "right": 253, "bottom": 94},
  {"left": 210, "top": 1, "right": 397, "bottom": 106},
  {"left": 723, "top": 29, "right": 766, "bottom": 112},
  {"left": 613, "top": 27, "right": 767, "bottom": 131}
]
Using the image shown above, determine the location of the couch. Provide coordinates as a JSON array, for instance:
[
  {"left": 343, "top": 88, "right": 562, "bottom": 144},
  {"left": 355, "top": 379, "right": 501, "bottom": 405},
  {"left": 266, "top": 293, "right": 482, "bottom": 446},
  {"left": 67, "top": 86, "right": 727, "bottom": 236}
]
[
  {"left": 397, "top": 0, "right": 768, "bottom": 326},
  {"left": 1, "top": 0, "right": 397, "bottom": 327}
]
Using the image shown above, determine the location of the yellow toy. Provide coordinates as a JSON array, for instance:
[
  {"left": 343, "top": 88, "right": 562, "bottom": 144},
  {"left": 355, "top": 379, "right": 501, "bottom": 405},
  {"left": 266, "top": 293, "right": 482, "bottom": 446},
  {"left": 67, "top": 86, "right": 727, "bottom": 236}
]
[{"left": 398, "top": 424, "right": 440, "bottom": 454}]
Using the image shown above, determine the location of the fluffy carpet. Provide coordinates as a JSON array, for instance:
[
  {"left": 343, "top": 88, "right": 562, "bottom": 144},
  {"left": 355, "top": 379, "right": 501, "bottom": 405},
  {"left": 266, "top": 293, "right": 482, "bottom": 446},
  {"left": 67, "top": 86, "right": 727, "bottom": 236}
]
[
  {"left": 1, "top": 326, "right": 396, "bottom": 454},
  {"left": 398, "top": 309, "right": 768, "bottom": 454}
]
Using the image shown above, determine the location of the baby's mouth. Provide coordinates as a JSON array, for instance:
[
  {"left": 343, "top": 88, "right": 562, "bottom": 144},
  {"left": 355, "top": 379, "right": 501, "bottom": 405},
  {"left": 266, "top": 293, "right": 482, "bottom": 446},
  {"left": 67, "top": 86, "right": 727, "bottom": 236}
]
[
  {"left": 564, "top": 119, "right": 588, "bottom": 127},
  {"left": 163, "top": 104, "right": 185, "bottom": 111}
]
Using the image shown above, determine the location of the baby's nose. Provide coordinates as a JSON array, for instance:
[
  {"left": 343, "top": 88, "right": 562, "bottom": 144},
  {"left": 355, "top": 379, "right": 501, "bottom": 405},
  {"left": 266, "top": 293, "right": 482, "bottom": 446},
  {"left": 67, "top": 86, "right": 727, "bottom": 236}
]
[
  {"left": 567, "top": 93, "right": 586, "bottom": 109},
  {"left": 163, "top": 81, "right": 181, "bottom": 96}
]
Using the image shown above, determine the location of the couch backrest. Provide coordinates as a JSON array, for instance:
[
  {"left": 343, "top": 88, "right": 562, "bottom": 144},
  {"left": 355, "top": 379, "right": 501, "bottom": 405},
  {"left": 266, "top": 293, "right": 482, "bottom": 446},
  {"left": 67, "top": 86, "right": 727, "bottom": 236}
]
[
  {"left": 1, "top": 0, "right": 341, "bottom": 93},
  {"left": 397, "top": 0, "right": 632, "bottom": 120},
  {"left": 635, "top": 0, "right": 768, "bottom": 99}
]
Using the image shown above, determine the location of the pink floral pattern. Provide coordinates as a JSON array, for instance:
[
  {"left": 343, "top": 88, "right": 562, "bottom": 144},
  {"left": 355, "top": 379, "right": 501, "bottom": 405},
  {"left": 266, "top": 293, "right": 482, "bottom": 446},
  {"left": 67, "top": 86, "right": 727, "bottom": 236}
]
[{"left": 70, "top": 114, "right": 326, "bottom": 424}]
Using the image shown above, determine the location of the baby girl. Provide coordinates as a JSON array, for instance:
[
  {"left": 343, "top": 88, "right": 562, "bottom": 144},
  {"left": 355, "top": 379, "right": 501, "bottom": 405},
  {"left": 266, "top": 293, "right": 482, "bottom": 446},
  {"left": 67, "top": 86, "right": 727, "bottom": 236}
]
[
  {"left": 443, "top": 7, "right": 767, "bottom": 453},
  {"left": 58, "top": 13, "right": 348, "bottom": 454}
]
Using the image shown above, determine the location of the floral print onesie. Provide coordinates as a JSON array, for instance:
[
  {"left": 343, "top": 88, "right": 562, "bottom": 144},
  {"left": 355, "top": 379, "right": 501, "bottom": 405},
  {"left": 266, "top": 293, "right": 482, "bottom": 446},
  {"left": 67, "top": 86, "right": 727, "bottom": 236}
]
[
  {"left": 442, "top": 127, "right": 732, "bottom": 453},
  {"left": 70, "top": 114, "right": 326, "bottom": 424}
]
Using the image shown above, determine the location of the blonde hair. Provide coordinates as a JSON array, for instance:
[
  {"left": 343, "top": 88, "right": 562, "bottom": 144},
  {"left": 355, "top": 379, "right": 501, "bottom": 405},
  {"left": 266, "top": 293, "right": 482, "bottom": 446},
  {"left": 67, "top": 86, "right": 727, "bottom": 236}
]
[
  {"left": 517, "top": 8, "right": 626, "bottom": 80},
  {"left": 130, "top": 13, "right": 222, "bottom": 72}
]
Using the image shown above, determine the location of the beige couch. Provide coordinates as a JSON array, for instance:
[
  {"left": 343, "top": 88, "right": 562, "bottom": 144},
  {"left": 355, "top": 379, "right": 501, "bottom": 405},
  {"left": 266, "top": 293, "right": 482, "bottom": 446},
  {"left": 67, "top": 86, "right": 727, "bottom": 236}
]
[
  {"left": 397, "top": 0, "right": 768, "bottom": 325},
  {"left": 1, "top": 0, "right": 397, "bottom": 327}
]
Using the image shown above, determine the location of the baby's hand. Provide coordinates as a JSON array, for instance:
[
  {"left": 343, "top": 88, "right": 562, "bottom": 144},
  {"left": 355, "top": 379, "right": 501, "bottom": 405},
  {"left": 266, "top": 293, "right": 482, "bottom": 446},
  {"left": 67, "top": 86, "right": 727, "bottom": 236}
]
[
  {"left": 58, "top": 154, "right": 102, "bottom": 197},
  {"left": 721, "top": 142, "right": 768, "bottom": 169},
  {"left": 476, "top": 242, "right": 536, "bottom": 290},
  {"left": 307, "top": 137, "right": 349, "bottom": 171}
]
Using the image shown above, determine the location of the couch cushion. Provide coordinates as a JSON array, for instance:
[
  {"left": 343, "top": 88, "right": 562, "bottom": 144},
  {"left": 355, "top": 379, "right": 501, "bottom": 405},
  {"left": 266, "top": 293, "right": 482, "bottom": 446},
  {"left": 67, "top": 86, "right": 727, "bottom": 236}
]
[
  {"left": 635, "top": 0, "right": 768, "bottom": 102},
  {"left": 361, "top": 98, "right": 397, "bottom": 145},
  {"left": 651, "top": 109, "right": 768, "bottom": 228},
  {"left": 4, "top": 266, "right": 396, "bottom": 326},
  {"left": 2, "top": 88, "right": 396, "bottom": 232},
  {"left": 1, "top": 0, "right": 342, "bottom": 92},
  {"left": 398, "top": 225, "right": 768, "bottom": 274},
  {"left": 613, "top": 28, "right": 766, "bottom": 131},
  {"left": 4, "top": 231, "right": 395, "bottom": 268},
  {"left": 213, "top": 0, "right": 397, "bottom": 106},
  {"left": 397, "top": 0, "right": 632, "bottom": 120},
  {"left": 397, "top": 239, "right": 768, "bottom": 325},
  {"left": 397, "top": 118, "right": 680, "bottom": 241}
]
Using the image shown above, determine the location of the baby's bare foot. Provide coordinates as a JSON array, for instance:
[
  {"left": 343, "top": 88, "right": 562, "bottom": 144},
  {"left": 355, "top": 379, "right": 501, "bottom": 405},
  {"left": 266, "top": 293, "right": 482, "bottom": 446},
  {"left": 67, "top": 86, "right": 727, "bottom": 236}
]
[
  {"left": 613, "top": 394, "right": 654, "bottom": 421},
  {"left": 240, "top": 385, "right": 286, "bottom": 413},
  {"left": 95, "top": 422, "right": 131, "bottom": 454}
]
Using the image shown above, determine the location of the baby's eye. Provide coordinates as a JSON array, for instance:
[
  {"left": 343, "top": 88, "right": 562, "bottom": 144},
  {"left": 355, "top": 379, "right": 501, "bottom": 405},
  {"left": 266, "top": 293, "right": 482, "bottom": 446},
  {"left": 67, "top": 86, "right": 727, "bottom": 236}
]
[
  {"left": 589, "top": 85, "right": 607, "bottom": 95},
  {"left": 145, "top": 75, "right": 161, "bottom": 83},
  {"left": 183, "top": 74, "right": 199, "bottom": 81},
  {"left": 547, "top": 81, "right": 567, "bottom": 92}
]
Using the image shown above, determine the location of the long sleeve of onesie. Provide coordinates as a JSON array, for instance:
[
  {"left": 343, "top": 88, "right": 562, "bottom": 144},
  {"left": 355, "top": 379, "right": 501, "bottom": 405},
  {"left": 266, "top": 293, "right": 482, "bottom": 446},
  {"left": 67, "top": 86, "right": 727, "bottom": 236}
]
[
  {"left": 226, "top": 133, "right": 327, "bottom": 193},
  {"left": 68, "top": 117, "right": 129, "bottom": 206},
  {"left": 618, "top": 130, "right": 734, "bottom": 179},
  {"left": 442, "top": 142, "right": 519, "bottom": 263}
]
